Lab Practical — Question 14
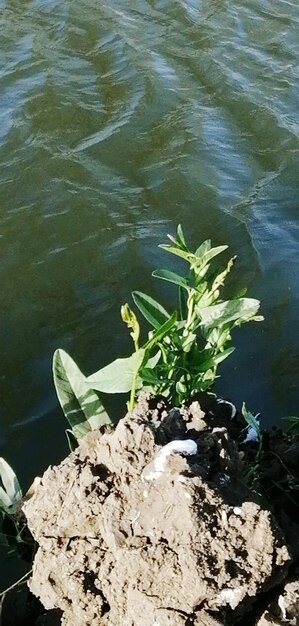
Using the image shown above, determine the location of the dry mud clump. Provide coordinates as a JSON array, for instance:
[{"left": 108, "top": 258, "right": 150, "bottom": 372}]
[{"left": 23, "top": 397, "right": 291, "bottom": 626}]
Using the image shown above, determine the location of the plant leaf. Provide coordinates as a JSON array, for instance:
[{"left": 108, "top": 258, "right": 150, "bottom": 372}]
[
  {"left": 242, "top": 403, "right": 261, "bottom": 439},
  {"left": 152, "top": 269, "right": 189, "bottom": 290},
  {"left": 143, "top": 350, "right": 161, "bottom": 369},
  {"left": 159, "top": 244, "right": 192, "bottom": 263},
  {"left": 87, "top": 349, "right": 145, "bottom": 394},
  {"left": 0, "top": 458, "right": 22, "bottom": 513},
  {"left": 144, "top": 312, "right": 177, "bottom": 350},
  {"left": 139, "top": 368, "right": 161, "bottom": 385},
  {"left": 194, "top": 240, "right": 227, "bottom": 262},
  {"left": 194, "top": 239, "right": 211, "bottom": 258},
  {"left": 177, "top": 224, "right": 187, "bottom": 248},
  {"left": 132, "top": 291, "right": 170, "bottom": 329},
  {"left": 53, "top": 349, "right": 111, "bottom": 440},
  {"left": 195, "top": 347, "right": 235, "bottom": 372},
  {"left": 0, "top": 488, "right": 11, "bottom": 511},
  {"left": 197, "top": 298, "right": 261, "bottom": 329}
]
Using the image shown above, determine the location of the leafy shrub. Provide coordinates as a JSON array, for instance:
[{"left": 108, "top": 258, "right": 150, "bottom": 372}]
[{"left": 53, "top": 225, "right": 263, "bottom": 446}]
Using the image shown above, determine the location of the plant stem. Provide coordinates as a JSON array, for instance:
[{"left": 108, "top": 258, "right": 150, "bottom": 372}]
[{"left": 129, "top": 372, "right": 138, "bottom": 410}]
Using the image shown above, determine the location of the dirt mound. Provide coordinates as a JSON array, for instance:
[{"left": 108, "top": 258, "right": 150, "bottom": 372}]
[{"left": 23, "top": 397, "right": 291, "bottom": 626}]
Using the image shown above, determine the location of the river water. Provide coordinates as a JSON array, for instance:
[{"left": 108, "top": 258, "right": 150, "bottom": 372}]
[{"left": 0, "top": 0, "right": 299, "bottom": 582}]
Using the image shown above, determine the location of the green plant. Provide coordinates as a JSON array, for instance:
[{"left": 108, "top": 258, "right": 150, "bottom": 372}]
[
  {"left": 130, "top": 227, "right": 263, "bottom": 404},
  {"left": 53, "top": 225, "right": 263, "bottom": 444},
  {"left": 0, "top": 458, "right": 22, "bottom": 516},
  {"left": 53, "top": 350, "right": 112, "bottom": 451},
  {"left": 241, "top": 403, "right": 263, "bottom": 490},
  {"left": 241, "top": 403, "right": 261, "bottom": 442},
  {"left": 0, "top": 459, "right": 34, "bottom": 562}
]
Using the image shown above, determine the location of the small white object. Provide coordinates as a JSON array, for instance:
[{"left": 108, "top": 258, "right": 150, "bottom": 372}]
[
  {"left": 233, "top": 507, "right": 243, "bottom": 516},
  {"left": 141, "top": 439, "right": 197, "bottom": 482},
  {"left": 212, "top": 427, "right": 227, "bottom": 434},
  {"left": 218, "top": 587, "right": 245, "bottom": 609},
  {"left": 221, "top": 510, "right": 228, "bottom": 526},
  {"left": 278, "top": 594, "right": 287, "bottom": 621}
]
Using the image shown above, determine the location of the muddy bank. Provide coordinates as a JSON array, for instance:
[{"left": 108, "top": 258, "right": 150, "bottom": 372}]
[{"left": 20, "top": 395, "right": 299, "bottom": 625}]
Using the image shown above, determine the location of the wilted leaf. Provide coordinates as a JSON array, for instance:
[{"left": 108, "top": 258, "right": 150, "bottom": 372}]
[
  {"left": 211, "top": 256, "right": 236, "bottom": 295},
  {"left": 121, "top": 303, "right": 140, "bottom": 347}
]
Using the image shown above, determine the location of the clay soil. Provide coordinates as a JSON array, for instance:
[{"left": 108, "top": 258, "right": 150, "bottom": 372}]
[{"left": 2, "top": 395, "right": 299, "bottom": 626}]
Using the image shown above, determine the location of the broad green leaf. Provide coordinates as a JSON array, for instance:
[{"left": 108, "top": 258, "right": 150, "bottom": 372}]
[
  {"left": 242, "top": 403, "right": 261, "bottom": 440},
  {"left": 121, "top": 303, "right": 140, "bottom": 347},
  {"left": 0, "top": 458, "right": 22, "bottom": 513},
  {"left": 195, "top": 239, "right": 211, "bottom": 259},
  {"left": 132, "top": 291, "right": 170, "bottom": 329},
  {"left": 152, "top": 269, "right": 189, "bottom": 290},
  {"left": 144, "top": 312, "right": 177, "bottom": 350},
  {"left": 197, "top": 298, "right": 261, "bottom": 329},
  {"left": 87, "top": 349, "right": 145, "bottom": 394},
  {"left": 53, "top": 349, "right": 111, "bottom": 440}
]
